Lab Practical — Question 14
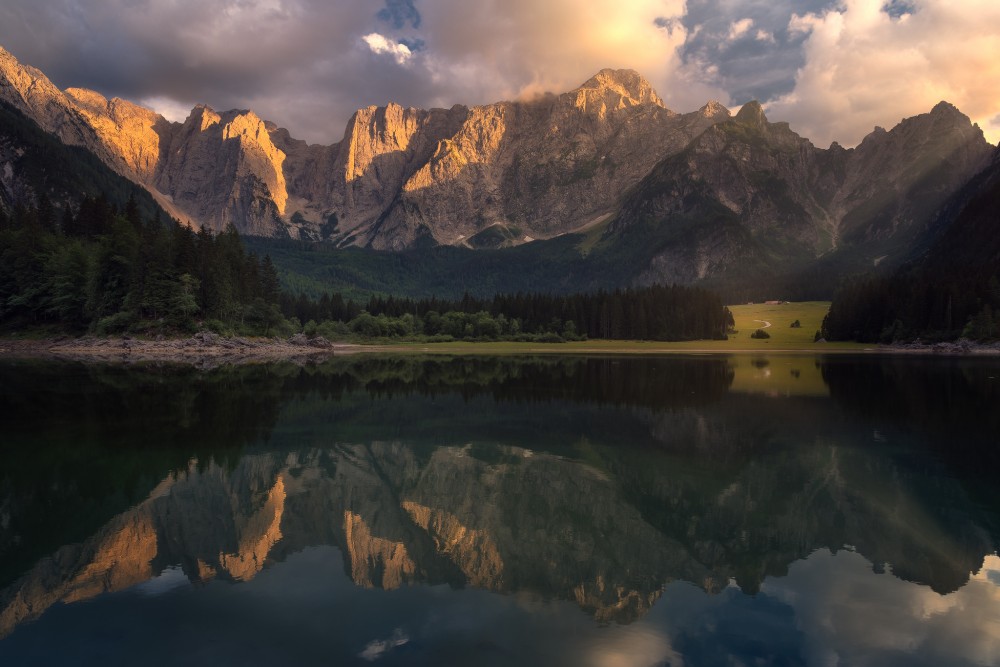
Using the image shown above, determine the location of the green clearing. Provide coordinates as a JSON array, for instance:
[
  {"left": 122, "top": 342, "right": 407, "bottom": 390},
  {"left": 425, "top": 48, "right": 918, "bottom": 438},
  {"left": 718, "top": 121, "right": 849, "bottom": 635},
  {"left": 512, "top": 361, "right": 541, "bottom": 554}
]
[
  {"left": 374, "top": 302, "right": 860, "bottom": 354},
  {"left": 726, "top": 301, "right": 832, "bottom": 348}
]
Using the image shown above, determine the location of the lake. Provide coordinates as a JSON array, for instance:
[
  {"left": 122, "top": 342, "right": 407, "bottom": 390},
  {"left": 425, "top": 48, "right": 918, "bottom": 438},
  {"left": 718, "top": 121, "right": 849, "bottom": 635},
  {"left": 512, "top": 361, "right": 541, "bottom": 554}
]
[{"left": 1, "top": 354, "right": 998, "bottom": 666}]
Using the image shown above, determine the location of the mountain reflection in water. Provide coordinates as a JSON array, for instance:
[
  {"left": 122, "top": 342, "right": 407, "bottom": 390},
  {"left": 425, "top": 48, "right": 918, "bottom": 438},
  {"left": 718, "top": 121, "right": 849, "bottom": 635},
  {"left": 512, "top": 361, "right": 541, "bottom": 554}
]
[{"left": 0, "top": 355, "right": 998, "bottom": 666}]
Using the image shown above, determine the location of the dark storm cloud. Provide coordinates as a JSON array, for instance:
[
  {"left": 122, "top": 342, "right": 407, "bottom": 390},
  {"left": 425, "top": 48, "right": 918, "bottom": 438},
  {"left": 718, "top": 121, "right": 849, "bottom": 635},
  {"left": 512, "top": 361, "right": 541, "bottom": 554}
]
[
  {"left": 0, "top": 1, "right": 996, "bottom": 147},
  {"left": 0, "top": 0, "right": 435, "bottom": 143},
  {"left": 882, "top": 0, "right": 917, "bottom": 18},
  {"left": 377, "top": 0, "right": 422, "bottom": 29},
  {"left": 654, "top": 16, "right": 680, "bottom": 30},
  {"left": 678, "top": 0, "right": 838, "bottom": 104},
  {"left": 0, "top": 0, "right": 694, "bottom": 143},
  {"left": 399, "top": 37, "right": 427, "bottom": 53}
]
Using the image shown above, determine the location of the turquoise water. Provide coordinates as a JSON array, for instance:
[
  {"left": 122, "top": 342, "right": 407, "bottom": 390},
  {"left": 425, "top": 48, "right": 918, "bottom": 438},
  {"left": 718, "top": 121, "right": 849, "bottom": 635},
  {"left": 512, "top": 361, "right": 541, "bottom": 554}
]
[{"left": 1, "top": 355, "right": 998, "bottom": 666}]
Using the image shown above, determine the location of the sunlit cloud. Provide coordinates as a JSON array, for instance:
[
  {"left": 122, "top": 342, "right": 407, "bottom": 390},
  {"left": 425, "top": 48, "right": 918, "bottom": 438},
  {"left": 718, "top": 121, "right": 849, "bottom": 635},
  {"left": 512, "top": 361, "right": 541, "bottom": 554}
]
[
  {"left": 362, "top": 33, "right": 413, "bottom": 66},
  {"left": 767, "top": 0, "right": 1000, "bottom": 146},
  {"left": 0, "top": 0, "right": 996, "bottom": 147},
  {"left": 137, "top": 96, "right": 194, "bottom": 123},
  {"left": 727, "top": 18, "right": 755, "bottom": 41},
  {"left": 755, "top": 29, "right": 776, "bottom": 43}
]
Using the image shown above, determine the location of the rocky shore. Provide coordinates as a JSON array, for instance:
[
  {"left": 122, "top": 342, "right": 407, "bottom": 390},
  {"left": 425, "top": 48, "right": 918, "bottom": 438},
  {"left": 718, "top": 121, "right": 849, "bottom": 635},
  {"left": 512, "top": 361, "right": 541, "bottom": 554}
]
[
  {"left": 880, "top": 339, "right": 1000, "bottom": 355},
  {"left": 2, "top": 335, "right": 1000, "bottom": 367},
  {"left": 0, "top": 333, "right": 375, "bottom": 366}
]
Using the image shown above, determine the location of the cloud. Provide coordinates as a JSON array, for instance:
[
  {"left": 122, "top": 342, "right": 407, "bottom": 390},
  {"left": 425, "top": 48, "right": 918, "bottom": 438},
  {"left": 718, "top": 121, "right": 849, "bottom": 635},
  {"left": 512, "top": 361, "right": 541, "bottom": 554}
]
[
  {"left": 412, "top": 0, "right": 716, "bottom": 111},
  {"left": 764, "top": 551, "right": 1000, "bottom": 666},
  {"left": 767, "top": 0, "right": 1000, "bottom": 146},
  {"left": 358, "top": 627, "right": 410, "bottom": 661},
  {"left": 727, "top": 18, "right": 754, "bottom": 41},
  {"left": 0, "top": 0, "right": 995, "bottom": 149},
  {"left": 755, "top": 29, "right": 776, "bottom": 43},
  {"left": 362, "top": 33, "right": 413, "bottom": 65},
  {"left": 677, "top": 1, "right": 838, "bottom": 108},
  {"left": 377, "top": 0, "right": 421, "bottom": 29},
  {"left": 0, "top": 0, "right": 716, "bottom": 144}
]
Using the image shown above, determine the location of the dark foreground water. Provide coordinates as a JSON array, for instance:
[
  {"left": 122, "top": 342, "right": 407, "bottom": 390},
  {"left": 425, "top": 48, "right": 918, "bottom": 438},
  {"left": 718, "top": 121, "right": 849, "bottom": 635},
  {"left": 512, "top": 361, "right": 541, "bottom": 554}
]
[{"left": 0, "top": 354, "right": 998, "bottom": 666}]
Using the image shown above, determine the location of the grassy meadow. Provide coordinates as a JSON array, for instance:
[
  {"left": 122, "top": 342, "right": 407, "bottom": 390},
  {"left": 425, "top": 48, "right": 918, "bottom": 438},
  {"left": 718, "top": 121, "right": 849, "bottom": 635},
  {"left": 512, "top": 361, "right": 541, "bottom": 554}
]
[{"left": 377, "top": 302, "right": 868, "bottom": 354}]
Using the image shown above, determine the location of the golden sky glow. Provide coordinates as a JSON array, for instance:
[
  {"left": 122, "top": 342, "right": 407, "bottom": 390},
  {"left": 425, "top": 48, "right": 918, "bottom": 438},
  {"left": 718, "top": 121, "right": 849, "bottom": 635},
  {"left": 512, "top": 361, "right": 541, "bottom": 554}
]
[{"left": 0, "top": 0, "right": 996, "bottom": 146}]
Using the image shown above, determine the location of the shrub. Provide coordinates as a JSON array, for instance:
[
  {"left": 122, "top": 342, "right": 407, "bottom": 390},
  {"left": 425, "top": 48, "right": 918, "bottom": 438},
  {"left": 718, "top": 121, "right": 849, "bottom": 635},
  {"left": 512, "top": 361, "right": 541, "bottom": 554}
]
[
  {"left": 94, "top": 311, "right": 135, "bottom": 335},
  {"left": 203, "top": 319, "right": 231, "bottom": 336},
  {"left": 750, "top": 329, "right": 771, "bottom": 339},
  {"left": 317, "top": 320, "right": 350, "bottom": 340}
]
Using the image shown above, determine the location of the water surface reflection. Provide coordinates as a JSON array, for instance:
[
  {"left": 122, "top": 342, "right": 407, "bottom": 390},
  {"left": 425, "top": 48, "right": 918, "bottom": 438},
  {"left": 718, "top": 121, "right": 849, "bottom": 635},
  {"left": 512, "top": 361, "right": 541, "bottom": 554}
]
[{"left": 0, "top": 355, "right": 998, "bottom": 665}]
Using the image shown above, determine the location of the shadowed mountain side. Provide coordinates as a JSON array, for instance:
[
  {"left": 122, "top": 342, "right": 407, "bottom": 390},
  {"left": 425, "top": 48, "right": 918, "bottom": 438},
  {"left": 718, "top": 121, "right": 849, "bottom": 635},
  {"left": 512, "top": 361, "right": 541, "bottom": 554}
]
[
  {"left": 605, "top": 101, "right": 993, "bottom": 297},
  {"left": 0, "top": 101, "right": 167, "bottom": 223}
]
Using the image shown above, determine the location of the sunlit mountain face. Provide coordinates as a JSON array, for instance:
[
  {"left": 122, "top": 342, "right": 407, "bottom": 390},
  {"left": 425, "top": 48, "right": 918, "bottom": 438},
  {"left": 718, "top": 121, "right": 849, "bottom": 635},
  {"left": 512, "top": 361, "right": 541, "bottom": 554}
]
[{"left": 1, "top": 355, "right": 998, "bottom": 665}]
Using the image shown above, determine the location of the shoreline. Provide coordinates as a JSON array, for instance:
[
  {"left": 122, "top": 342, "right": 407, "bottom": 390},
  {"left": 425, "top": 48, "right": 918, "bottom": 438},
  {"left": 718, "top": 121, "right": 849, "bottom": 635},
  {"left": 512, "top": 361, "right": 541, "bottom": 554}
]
[{"left": 1, "top": 335, "right": 999, "bottom": 365}]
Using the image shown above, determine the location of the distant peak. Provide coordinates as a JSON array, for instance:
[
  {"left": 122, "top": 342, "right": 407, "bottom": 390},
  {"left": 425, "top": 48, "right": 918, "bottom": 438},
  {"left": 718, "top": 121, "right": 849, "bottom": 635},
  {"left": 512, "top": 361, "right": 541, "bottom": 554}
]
[
  {"left": 925, "top": 101, "right": 974, "bottom": 127},
  {"left": 187, "top": 103, "right": 217, "bottom": 118},
  {"left": 575, "top": 69, "right": 664, "bottom": 107},
  {"left": 699, "top": 100, "right": 731, "bottom": 118},
  {"left": 931, "top": 100, "right": 959, "bottom": 115},
  {"left": 735, "top": 100, "right": 767, "bottom": 128}
]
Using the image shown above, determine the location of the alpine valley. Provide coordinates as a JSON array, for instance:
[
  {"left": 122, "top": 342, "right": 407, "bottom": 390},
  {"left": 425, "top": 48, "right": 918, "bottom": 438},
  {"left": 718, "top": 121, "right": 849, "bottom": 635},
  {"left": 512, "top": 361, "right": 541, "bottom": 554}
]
[{"left": 0, "top": 44, "right": 996, "bottom": 299}]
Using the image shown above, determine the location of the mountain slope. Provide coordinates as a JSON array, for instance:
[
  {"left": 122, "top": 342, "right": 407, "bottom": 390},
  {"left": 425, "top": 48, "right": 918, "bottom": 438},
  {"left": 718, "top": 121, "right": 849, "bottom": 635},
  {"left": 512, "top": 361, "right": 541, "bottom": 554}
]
[
  {"left": 606, "top": 101, "right": 992, "bottom": 293},
  {"left": 0, "top": 100, "right": 165, "bottom": 222},
  {"left": 823, "top": 147, "right": 1000, "bottom": 341}
]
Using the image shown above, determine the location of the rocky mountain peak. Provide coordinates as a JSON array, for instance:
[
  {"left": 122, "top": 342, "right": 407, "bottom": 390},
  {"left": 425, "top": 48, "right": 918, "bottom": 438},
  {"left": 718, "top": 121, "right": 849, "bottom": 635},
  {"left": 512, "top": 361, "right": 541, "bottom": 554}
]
[
  {"left": 574, "top": 68, "right": 665, "bottom": 108},
  {"left": 184, "top": 104, "right": 222, "bottom": 132},
  {"left": 699, "top": 100, "right": 731, "bottom": 119},
  {"left": 930, "top": 100, "right": 963, "bottom": 119},
  {"left": 734, "top": 100, "right": 767, "bottom": 128}
]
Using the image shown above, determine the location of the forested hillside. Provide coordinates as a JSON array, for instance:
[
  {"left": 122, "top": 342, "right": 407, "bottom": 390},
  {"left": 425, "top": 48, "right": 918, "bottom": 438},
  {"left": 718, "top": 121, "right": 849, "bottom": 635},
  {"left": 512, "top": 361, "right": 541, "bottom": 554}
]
[
  {"left": 0, "top": 199, "right": 285, "bottom": 335},
  {"left": 823, "top": 150, "right": 1000, "bottom": 342}
]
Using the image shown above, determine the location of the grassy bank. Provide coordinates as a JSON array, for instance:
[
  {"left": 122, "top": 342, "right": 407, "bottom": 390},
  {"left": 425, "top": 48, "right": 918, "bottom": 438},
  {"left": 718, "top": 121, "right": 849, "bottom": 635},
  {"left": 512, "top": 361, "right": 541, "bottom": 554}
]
[{"left": 381, "top": 302, "right": 862, "bottom": 354}]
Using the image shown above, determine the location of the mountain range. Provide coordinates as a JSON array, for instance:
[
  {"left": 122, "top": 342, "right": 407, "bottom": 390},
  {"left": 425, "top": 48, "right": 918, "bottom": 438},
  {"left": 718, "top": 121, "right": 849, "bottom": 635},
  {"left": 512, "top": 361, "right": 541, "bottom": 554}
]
[{"left": 0, "top": 44, "right": 995, "bottom": 296}]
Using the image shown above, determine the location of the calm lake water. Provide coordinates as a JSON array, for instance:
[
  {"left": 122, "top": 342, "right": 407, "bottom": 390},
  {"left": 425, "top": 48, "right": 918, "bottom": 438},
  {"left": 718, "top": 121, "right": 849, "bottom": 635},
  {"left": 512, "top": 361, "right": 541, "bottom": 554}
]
[{"left": 1, "top": 354, "right": 998, "bottom": 666}]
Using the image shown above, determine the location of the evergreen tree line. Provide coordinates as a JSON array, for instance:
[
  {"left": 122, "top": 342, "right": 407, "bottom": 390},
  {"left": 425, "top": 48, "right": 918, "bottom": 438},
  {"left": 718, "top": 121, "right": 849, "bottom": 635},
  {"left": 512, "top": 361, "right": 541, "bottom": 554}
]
[
  {"left": 283, "top": 285, "right": 733, "bottom": 342},
  {"left": 0, "top": 194, "right": 285, "bottom": 335},
  {"left": 2, "top": 192, "right": 732, "bottom": 342},
  {"left": 823, "top": 153, "right": 1000, "bottom": 344},
  {"left": 822, "top": 270, "right": 1000, "bottom": 343}
]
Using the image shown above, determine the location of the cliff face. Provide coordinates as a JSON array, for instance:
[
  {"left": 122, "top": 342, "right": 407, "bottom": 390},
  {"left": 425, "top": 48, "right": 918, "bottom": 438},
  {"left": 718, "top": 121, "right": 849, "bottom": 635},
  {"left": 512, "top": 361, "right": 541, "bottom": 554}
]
[
  {"left": 0, "top": 47, "right": 728, "bottom": 244},
  {"left": 151, "top": 106, "right": 289, "bottom": 236},
  {"left": 275, "top": 69, "right": 728, "bottom": 250}
]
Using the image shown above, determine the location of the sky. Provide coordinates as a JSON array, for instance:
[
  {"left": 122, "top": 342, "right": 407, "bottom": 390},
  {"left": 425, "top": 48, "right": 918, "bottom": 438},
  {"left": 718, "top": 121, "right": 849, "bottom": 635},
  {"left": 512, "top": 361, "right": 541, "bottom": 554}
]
[{"left": 0, "top": 0, "right": 997, "bottom": 147}]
